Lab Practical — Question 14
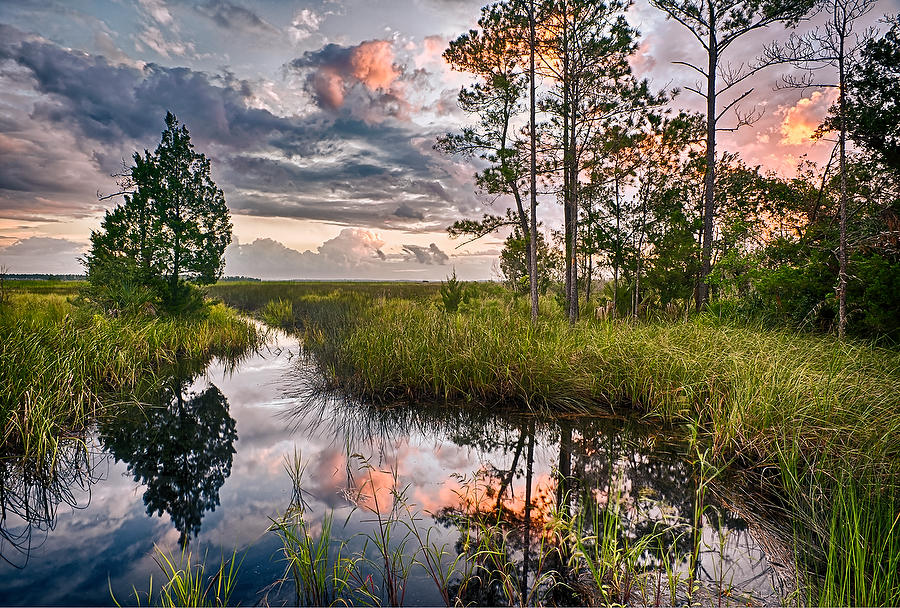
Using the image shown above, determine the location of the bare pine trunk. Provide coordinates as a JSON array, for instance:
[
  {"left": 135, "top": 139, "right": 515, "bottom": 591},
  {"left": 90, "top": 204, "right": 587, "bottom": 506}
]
[
  {"left": 529, "top": 0, "right": 539, "bottom": 323},
  {"left": 837, "top": 21, "right": 848, "bottom": 339},
  {"left": 699, "top": 2, "right": 717, "bottom": 311}
]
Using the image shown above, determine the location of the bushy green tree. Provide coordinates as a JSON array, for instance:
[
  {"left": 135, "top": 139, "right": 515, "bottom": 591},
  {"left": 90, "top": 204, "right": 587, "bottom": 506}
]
[
  {"left": 86, "top": 112, "right": 232, "bottom": 315},
  {"left": 500, "top": 228, "right": 563, "bottom": 295},
  {"left": 843, "top": 14, "right": 900, "bottom": 172}
]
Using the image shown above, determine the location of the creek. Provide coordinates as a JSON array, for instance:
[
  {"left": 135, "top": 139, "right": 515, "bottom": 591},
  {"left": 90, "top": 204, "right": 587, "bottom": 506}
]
[{"left": 0, "top": 329, "right": 790, "bottom": 605}]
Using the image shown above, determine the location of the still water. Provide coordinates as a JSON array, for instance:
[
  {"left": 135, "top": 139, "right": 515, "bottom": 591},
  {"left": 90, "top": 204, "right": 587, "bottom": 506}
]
[{"left": 0, "top": 330, "right": 789, "bottom": 605}]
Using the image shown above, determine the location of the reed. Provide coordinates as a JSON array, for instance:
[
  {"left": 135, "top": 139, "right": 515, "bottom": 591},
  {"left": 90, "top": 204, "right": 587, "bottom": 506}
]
[
  {"left": 113, "top": 545, "right": 242, "bottom": 607},
  {"left": 0, "top": 290, "right": 261, "bottom": 460}
]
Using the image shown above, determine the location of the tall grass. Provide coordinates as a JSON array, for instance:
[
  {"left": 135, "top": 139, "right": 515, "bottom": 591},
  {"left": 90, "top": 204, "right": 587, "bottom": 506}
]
[
  {"left": 114, "top": 546, "right": 242, "bottom": 607},
  {"left": 213, "top": 281, "right": 900, "bottom": 605},
  {"left": 0, "top": 291, "right": 261, "bottom": 459}
]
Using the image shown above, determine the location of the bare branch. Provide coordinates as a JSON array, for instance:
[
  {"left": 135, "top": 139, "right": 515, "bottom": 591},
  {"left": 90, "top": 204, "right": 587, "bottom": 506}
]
[
  {"left": 715, "top": 87, "right": 753, "bottom": 122},
  {"left": 673, "top": 61, "right": 708, "bottom": 78}
]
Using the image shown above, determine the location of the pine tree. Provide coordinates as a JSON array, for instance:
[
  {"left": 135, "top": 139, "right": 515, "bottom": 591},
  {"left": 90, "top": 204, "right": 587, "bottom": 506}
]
[{"left": 86, "top": 112, "right": 232, "bottom": 314}]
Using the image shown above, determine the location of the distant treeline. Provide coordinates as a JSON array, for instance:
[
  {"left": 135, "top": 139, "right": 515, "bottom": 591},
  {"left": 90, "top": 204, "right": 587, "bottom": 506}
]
[
  {"left": 4, "top": 274, "right": 86, "bottom": 281},
  {"left": 218, "top": 276, "right": 261, "bottom": 282}
]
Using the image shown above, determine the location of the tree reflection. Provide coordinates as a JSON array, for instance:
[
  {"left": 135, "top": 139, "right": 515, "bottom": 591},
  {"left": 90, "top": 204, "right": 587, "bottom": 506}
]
[
  {"left": 0, "top": 439, "right": 103, "bottom": 568},
  {"left": 100, "top": 372, "right": 237, "bottom": 547},
  {"left": 287, "top": 394, "right": 780, "bottom": 605}
]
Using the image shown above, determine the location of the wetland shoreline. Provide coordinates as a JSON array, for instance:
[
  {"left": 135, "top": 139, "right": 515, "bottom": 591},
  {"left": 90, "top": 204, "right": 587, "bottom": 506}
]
[{"left": 1, "top": 279, "right": 898, "bottom": 605}]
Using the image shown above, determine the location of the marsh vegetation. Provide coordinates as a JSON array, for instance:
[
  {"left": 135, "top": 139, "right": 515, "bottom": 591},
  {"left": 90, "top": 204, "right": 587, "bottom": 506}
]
[{"left": 206, "top": 280, "right": 900, "bottom": 605}]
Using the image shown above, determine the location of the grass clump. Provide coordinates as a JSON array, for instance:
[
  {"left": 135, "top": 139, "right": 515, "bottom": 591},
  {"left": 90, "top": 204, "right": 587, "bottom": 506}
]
[
  {"left": 114, "top": 546, "right": 242, "bottom": 607},
  {"left": 261, "top": 298, "right": 294, "bottom": 329},
  {"left": 0, "top": 287, "right": 261, "bottom": 460}
]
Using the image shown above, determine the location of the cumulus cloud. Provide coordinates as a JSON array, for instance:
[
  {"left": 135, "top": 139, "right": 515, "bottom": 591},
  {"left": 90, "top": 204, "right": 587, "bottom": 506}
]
[
  {"left": 224, "top": 230, "right": 386, "bottom": 279},
  {"left": 0, "top": 237, "right": 85, "bottom": 274},
  {"left": 225, "top": 235, "right": 468, "bottom": 279},
  {"left": 401, "top": 243, "right": 448, "bottom": 265},
  {"left": 290, "top": 8, "right": 322, "bottom": 42},
  {"left": 288, "top": 39, "right": 429, "bottom": 122},
  {"left": 778, "top": 91, "right": 833, "bottom": 146}
]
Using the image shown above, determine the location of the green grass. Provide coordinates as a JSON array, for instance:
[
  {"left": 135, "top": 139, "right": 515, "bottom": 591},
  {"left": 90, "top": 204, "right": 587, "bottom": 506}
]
[
  {"left": 211, "top": 281, "right": 900, "bottom": 605},
  {"left": 114, "top": 546, "right": 242, "bottom": 607},
  {"left": 0, "top": 285, "right": 261, "bottom": 460}
]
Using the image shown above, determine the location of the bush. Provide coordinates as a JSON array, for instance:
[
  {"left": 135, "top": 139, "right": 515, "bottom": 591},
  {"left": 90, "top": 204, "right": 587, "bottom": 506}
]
[{"left": 439, "top": 271, "right": 474, "bottom": 313}]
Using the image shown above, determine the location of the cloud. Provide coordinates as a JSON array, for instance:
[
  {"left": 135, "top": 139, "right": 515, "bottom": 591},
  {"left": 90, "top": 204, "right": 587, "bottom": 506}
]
[
  {"left": 224, "top": 235, "right": 469, "bottom": 279},
  {"left": 0, "top": 237, "right": 85, "bottom": 274},
  {"left": 394, "top": 202, "right": 424, "bottom": 220},
  {"left": 0, "top": 25, "right": 478, "bottom": 232},
  {"left": 401, "top": 243, "right": 448, "bottom": 265},
  {"left": 288, "top": 39, "right": 424, "bottom": 122},
  {"left": 194, "top": 1, "right": 279, "bottom": 35},
  {"left": 0, "top": 34, "right": 312, "bottom": 152},
  {"left": 137, "top": 0, "right": 174, "bottom": 27},
  {"left": 290, "top": 8, "right": 322, "bottom": 43},
  {"left": 224, "top": 230, "right": 386, "bottom": 279},
  {"left": 778, "top": 91, "right": 833, "bottom": 146}
]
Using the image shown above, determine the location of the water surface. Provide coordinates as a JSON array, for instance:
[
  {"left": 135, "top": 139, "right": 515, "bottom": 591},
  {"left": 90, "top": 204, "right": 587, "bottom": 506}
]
[{"left": 0, "top": 330, "right": 788, "bottom": 605}]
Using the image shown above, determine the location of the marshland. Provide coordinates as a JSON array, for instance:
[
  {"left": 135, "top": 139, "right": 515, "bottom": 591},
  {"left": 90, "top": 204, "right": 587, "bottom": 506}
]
[
  {"left": 1, "top": 277, "right": 899, "bottom": 606},
  {"left": 2, "top": 0, "right": 900, "bottom": 605}
]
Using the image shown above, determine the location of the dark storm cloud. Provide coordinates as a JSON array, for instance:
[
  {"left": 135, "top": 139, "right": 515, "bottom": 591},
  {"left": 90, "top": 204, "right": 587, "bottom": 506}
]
[
  {"left": 0, "top": 32, "right": 309, "bottom": 152},
  {"left": 193, "top": 1, "right": 278, "bottom": 35},
  {"left": 0, "top": 25, "right": 473, "bottom": 227},
  {"left": 402, "top": 243, "right": 449, "bottom": 264}
]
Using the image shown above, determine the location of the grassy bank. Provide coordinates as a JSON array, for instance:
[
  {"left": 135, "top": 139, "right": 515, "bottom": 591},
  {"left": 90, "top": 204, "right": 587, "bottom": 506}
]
[
  {"left": 211, "top": 283, "right": 900, "bottom": 476},
  {"left": 211, "top": 281, "right": 900, "bottom": 604},
  {"left": 0, "top": 285, "right": 261, "bottom": 459}
]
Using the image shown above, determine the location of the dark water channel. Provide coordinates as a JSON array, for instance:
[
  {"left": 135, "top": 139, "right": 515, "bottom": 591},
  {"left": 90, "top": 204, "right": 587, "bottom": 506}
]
[{"left": 0, "top": 330, "right": 789, "bottom": 605}]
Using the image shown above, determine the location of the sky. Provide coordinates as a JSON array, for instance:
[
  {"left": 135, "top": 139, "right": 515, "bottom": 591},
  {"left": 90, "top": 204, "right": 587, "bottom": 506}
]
[{"left": 0, "top": 0, "right": 896, "bottom": 280}]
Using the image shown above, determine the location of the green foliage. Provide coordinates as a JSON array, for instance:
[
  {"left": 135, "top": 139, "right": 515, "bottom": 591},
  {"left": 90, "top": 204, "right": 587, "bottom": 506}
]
[
  {"left": 117, "top": 546, "right": 242, "bottom": 607},
  {"left": 843, "top": 14, "right": 900, "bottom": 172},
  {"left": 438, "top": 270, "right": 474, "bottom": 312},
  {"left": 85, "top": 112, "right": 232, "bottom": 316},
  {"left": 499, "top": 228, "right": 563, "bottom": 295},
  {"left": 0, "top": 287, "right": 260, "bottom": 460},
  {"left": 262, "top": 298, "right": 295, "bottom": 328}
]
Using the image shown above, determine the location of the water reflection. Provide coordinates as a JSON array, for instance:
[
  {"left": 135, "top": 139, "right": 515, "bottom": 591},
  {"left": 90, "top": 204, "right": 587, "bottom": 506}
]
[
  {"left": 0, "top": 441, "right": 104, "bottom": 568},
  {"left": 288, "top": 398, "right": 780, "bottom": 605},
  {"left": 0, "top": 330, "right": 786, "bottom": 606},
  {"left": 99, "top": 370, "right": 237, "bottom": 548}
]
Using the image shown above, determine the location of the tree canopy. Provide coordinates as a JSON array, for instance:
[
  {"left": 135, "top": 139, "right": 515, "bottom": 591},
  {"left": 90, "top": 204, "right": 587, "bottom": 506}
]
[{"left": 85, "top": 112, "right": 232, "bottom": 315}]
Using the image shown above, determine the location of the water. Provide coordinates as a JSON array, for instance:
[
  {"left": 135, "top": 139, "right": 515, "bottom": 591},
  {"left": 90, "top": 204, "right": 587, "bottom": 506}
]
[{"left": 0, "top": 330, "right": 789, "bottom": 605}]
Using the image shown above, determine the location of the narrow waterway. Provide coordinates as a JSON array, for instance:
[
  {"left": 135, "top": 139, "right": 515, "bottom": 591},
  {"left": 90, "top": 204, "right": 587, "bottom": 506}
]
[{"left": 0, "top": 329, "right": 789, "bottom": 605}]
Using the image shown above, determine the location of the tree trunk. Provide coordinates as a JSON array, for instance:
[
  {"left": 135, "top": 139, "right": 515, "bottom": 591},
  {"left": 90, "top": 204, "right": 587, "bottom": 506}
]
[
  {"left": 569, "top": 47, "right": 579, "bottom": 323},
  {"left": 613, "top": 166, "right": 621, "bottom": 317},
  {"left": 698, "top": 1, "right": 717, "bottom": 311},
  {"left": 562, "top": 9, "right": 574, "bottom": 323},
  {"left": 837, "top": 13, "right": 848, "bottom": 339},
  {"left": 521, "top": 426, "right": 535, "bottom": 601},
  {"left": 529, "top": 0, "right": 539, "bottom": 323}
]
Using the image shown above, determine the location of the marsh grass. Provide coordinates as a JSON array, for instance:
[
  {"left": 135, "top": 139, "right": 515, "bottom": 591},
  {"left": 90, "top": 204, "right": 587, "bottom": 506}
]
[
  {"left": 113, "top": 545, "right": 242, "bottom": 607},
  {"left": 0, "top": 288, "right": 261, "bottom": 460},
  {"left": 262, "top": 298, "right": 294, "bottom": 329},
  {"left": 214, "top": 281, "right": 900, "bottom": 605}
]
